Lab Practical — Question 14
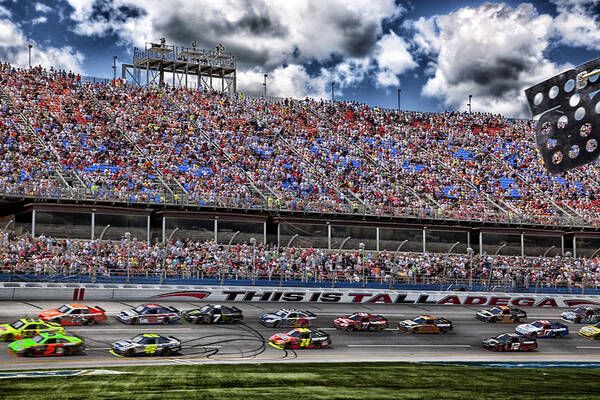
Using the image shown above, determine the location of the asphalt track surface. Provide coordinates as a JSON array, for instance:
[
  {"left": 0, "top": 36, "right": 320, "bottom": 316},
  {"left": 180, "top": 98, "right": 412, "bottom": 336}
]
[{"left": 1, "top": 301, "right": 600, "bottom": 370}]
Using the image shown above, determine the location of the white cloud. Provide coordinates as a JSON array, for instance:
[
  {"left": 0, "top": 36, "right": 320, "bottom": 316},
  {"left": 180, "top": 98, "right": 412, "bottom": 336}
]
[
  {"left": 373, "top": 31, "right": 417, "bottom": 87},
  {"left": 65, "top": 0, "right": 416, "bottom": 99},
  {"left": 552, "top": 0, "right": 600, "bottom": 50},
  {"left": 34, "top": 2, "right": 52, "bottom": 13},
  {"left": 0, "top": 18, "right": 84, "bottom": 73},
  {"left": 32, "top": 16, "right": 47, "bottom": 25},
  {"left": 0, "top": 5, "right": 11, "bottom": 18},
  {"left": 412, "top": 3, "right": 568, "bottom": 117}
]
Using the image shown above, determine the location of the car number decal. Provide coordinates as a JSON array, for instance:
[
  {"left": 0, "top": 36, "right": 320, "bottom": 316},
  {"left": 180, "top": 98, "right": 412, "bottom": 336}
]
[{"left": 145, "top": 345, "right": 157, "bottom": 354}]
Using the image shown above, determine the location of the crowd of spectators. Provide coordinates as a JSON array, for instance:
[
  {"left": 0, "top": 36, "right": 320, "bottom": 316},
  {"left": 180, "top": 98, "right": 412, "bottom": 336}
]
[
  {"left": 2, "top": 61, "right": 600, "bottom": 225},
  {"left": 1, "top": 231, "right": 598, "bottom": 290}
]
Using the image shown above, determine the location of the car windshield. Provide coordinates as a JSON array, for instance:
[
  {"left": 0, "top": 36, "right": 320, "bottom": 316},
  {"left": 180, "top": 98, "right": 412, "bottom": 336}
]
[
  {"left": 275, "top": 310, "right": 287, "bottom": 316},
  {"left": 31, "top": 335, "right": 46, "bottom": 343},
  {"left": 134, "top": 306, "right": 146, "bottom": 313},
  {"left": 412, "top": 317, "right": 426, "bottom": 324},
  {"left": 10, "top": 320, "right": 25, "bottom": 329},
  {"left": 594, "top": 323, "right": 600, "bottom": 328},
  {"left": 286, "top": 330, "right": 301, "bottom": 338},
  {"left": 572, "top": 308, "right": 585, "bottom": 314},
  {"left": 531, "top": 321, "right": 544, "bottom": 328},
  {"left": 200, "top": 306, "right": 212, "bottom": 313},
  {"left": 58, "top": 305, "right": 71, "bottom": 313},
  {"left": 132, "top": 335, "right": 145, "bottom": 343},
  {"left": 348, "top": 314, "right": 362, "bottom": 321},
  {"left": 490, "top": 308, "right": 502, "bottom": 315},
  {"left": 496, "top": 334, "right": 511, "bottom": 341}
]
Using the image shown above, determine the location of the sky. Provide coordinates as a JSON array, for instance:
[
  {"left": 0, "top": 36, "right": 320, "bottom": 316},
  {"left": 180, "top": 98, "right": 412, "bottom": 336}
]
[{"left": 0, "top": 0, "right": 599, "bottom": 118}]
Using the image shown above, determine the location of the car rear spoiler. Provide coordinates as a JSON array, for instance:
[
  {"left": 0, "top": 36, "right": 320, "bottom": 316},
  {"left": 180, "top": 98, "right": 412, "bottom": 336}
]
[
  {"left": 168, "top": 306, "right": 179, "bottom": 312},
  {"left": 232, "top": 306, "right": 242, "bottom": 312},
  {"left": 95, "top": 306, "right": 105, "bottom": 312},
  {"left": 306, "top": 311, "right": 317, "bottom": 317}
]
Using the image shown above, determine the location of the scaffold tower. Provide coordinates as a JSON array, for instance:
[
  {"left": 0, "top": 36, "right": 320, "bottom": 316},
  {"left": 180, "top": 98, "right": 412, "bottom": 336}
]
[{"left": 121, "top": 39, "right": 236, "bottom": 92}]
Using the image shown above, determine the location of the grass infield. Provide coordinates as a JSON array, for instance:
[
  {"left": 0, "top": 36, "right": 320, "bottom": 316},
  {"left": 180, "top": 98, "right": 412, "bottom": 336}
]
[{"left": 3, "top": 362, "right": 600, "bottom": 399}]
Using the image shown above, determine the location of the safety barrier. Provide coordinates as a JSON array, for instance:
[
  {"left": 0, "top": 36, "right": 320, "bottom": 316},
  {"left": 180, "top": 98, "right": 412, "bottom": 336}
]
[{"left": 1, "top": 282, "right": 600, "bottom": 307}]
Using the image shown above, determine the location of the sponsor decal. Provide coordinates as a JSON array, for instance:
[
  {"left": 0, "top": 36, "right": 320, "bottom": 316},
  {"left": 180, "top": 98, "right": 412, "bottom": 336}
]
[{"left": 152, "top": 291, "right": 211, "bottom": 300}]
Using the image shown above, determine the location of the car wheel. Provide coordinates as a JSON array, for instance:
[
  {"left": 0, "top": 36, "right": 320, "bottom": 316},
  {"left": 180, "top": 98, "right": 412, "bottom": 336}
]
[
  {"left": 575, "top": 317, "right": 581, "bottom": 324},
  {"left": 131, "top": 318, "right": 139, "bottom": 325},
  {"left": 273, "top": 321, "right": 280, "bottom": 328},
  {"left": 313, "top": 342, "right": 322, "bottom": 349},
  {"left": 514, "top": 318, "right": 520, "bottom": 324},
  {"left": 409, "top": 328, "right": 415, "bottom": 335},
  {"left": 301, "top": 321, "right": 309, "bottom": 328},
  {"left": 284, "top": 342, "right": 291, "bottom": 350},
  {"left": 162, "top": 317, "right": 170, "bottom": 325},
  {"left": 86, "top": 318, "right": 97, "bottom": 326},
  {"left": 23, "top": 349, "right": 32, "bottom": 357},
  {"left": 346, "top": 326, "right": 354, "bottom": 332},
  {"left": 490, "top": 317, "right": 497, "bottom": 323},
  {"left": 530, "top": 332, "right": 537, "bottom": 338},
  {"left": 162, "top": 348, "right": 171, "bottom": 356},
  {"left": 4, "top": 333, "right": 12, "bottom": 342},
  {"left": 126, "top": 349, "right": 135, "bottom": 357}
]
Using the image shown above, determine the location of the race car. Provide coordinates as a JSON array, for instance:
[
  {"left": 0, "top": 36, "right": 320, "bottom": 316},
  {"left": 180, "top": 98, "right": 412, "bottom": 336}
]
[
  {"left": 116, "top": 304, "right": 180, "bottom": 325},
  {"left": 561, "top": 307, "right": 600, "bottom": 324},
  {"left": 333, "top": 313, "right": 389, "bottom": 332},
  {"left": 8, "top": 332, "right": 84, "bottom": 357},
  {"left": 578, "top": 322, "right": 600, "bottom": 340},
  {"left": 38, "top": 304, "right": 107, "bottom": 326},
  {"left": 111, "top": 333, "right": 182, "bottom": 357},
  {"left": 482, "top": 333, "right": 537, "bottom": 352},
  {"left": 397, "top": 315, "right": 453, "bottom": 334},
  {"left": 180, "top": 305, "right": 243, "bottom": 324},
  {"left": 268, "top": 328, "right": 330, "bottom": 350},
  {"left": 260, "top": 309, "right": 317, "bottom": 328},
  {"left": 476, "top": 306, "right": 527, "bottom": 323},
  {"left": 0, "top": 318, "right": 63, "bottom": 341},
  {"left": 515, "top": 320, "right": 569, "bottom": 338}
]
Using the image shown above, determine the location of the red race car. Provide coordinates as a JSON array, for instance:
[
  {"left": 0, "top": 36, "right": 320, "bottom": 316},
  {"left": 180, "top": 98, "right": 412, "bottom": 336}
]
[
  {"left": 38, "top": 304, "right": 107, "bottom": 326},
  {"left": 482, "top": 333, "right": 537, "bottom": 352},
  {"left": 333, "top": 312, "right": 389, "bottom": 331}
]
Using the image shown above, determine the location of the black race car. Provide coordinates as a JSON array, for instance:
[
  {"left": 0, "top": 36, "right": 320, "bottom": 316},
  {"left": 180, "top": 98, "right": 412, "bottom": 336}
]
[
  {"left": 180, "top": 305, "right": 243, "bottom": 324},
  {"left": 482, "top": 333, "right": 537, "bottom": 352}
]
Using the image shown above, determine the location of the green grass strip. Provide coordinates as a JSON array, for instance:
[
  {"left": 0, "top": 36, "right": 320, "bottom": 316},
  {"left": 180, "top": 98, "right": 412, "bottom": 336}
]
[{"left": 3, "top": 362, "right": 600, "bottom": 399}]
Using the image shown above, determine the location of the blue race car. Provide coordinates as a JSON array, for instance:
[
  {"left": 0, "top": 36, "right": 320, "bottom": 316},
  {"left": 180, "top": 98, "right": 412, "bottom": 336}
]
[
  {"left": 260, "top": 309, "right": 317, "bottom": 328},
  {"left": 515, "top": 320, "right": 569, "bottom": 338}
]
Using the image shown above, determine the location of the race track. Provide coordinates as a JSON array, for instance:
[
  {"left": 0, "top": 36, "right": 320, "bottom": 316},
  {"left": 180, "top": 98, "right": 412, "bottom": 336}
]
[{"left": 0, "top": 301, "right": 599, "bottom": 370}]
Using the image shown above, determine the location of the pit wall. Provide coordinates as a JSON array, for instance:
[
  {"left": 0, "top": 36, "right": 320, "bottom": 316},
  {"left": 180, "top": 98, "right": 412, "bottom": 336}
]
[{"left": 1, "top": 282, "right": 599, "bottom": 308}]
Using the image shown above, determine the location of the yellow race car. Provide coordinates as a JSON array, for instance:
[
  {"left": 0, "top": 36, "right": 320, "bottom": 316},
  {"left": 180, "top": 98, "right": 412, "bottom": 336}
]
[
  {"left": 578, "top": 323, "right": 600, "bottom": 340},
  {"left": 0, "top": 318, "right": 63, "bottom": 341}
]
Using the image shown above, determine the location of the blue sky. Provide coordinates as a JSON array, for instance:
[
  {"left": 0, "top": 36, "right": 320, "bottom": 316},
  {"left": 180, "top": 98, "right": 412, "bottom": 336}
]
[{"left": 1, "top": 0, "right": 599, "bottom": 117}]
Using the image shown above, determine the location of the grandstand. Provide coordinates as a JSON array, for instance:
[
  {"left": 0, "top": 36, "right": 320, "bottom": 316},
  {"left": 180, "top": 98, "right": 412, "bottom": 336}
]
[{"left": 2, "top": 55, "right": 600, "bottom": 293}]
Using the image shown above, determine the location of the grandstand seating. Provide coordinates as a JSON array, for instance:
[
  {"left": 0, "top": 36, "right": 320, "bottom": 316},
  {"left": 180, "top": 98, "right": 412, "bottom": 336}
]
[{"left": 1, "top": 62, "right": 600, "bottom": 226}]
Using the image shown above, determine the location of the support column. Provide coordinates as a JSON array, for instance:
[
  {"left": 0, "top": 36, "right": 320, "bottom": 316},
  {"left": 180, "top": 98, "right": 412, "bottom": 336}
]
[
  {"left": 263, "top": 221, "right": 267, "bottom": 245},
  {"left": 376, "top": 227, "right": 380, "bottom": 252},
  {"left": 162, "top": 217, "right": 166, "bottom": 243},
  {"left": 521, "top": 233, "right": 525, "bottom": 257},
  {"left": 147, "top": 215, "right": 151, "bottom": 243},
  {"left": 479, "top": 232, "right": 483, "bottom": 256},
  {"left": 214, "top": 218, "right": 218, "bottom": 244},
  {"left": 573, "top": 236, "right": 577, "bottom": 258},
  {"left": 327, "top": 222, "right": 331, "bottom": 250},
  {"left": 91, "top": 212, "right": 95, "bottom": 240},
  {"left": 277, "top": 224, "right": 281, "bottom": 248},
  {"left": 422, "top": 227, "right": 427, "bottom": 253},
  {"left": 32, "top": 210, "right": 36, "bottom": 238},
  {"left": 561, "top": 236, "right": 565, "bottom": 255}
]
